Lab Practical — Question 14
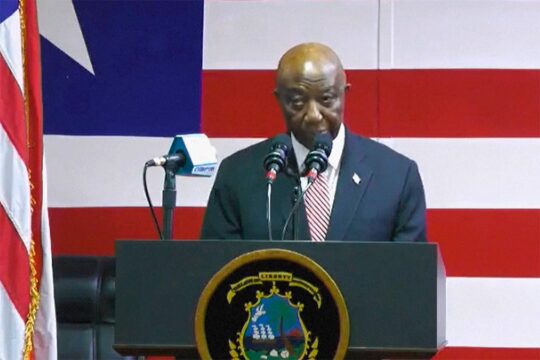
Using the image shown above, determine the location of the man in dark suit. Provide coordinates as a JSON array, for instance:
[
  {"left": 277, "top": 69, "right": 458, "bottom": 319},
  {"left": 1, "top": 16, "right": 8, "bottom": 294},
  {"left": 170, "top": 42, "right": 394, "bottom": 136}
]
[{"left": 201, "top": 43, "right": 427, "bottom": 242}]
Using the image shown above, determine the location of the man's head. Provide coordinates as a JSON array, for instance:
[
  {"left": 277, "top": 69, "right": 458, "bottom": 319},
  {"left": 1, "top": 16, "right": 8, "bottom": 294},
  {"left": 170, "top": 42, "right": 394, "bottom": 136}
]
[{"left": 274, "top": 43, "right": 349, "bottom": 149}]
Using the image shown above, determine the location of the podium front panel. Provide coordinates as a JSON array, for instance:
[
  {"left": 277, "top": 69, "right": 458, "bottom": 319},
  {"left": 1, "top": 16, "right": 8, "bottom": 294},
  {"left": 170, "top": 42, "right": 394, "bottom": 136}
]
[{"left": 114, "top": 240, "right": 445, "bottom": 357}]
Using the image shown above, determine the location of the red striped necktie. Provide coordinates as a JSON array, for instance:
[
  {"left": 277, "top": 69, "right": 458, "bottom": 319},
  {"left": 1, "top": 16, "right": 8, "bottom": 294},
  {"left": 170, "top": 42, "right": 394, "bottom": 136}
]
[{"left": 304, "top": 173, "right": 331, "bottom": 242}]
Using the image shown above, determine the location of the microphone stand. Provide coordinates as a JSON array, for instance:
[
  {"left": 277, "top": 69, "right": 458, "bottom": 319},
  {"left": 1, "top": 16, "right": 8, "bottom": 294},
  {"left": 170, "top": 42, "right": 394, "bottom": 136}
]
[
  {"left": 266, "top": 182, "right": 273, "bottom": 241},
  {"left": 291, "top": 186, "right": 301, "bottom": 241},
  {"left": 162, "top": 163, "right": 179, "bottom": 240}
]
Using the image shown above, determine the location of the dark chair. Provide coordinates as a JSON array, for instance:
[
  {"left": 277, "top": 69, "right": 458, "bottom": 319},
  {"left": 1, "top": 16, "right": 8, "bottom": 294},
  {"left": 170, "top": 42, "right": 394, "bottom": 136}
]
[{"left": 53, "top": 256, "right": 136, "bottom": 360}]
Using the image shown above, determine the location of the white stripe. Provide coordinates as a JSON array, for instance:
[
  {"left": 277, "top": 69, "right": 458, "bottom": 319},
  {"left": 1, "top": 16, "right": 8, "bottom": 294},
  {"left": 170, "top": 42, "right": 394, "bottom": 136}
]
[
  {"left": 44, "top": 135, "right": 255, "bottom": 208},
  {"left": 379, "top": 138, "right": 540, "bottom": 209},
  {"left": 203, "top": 0, "right": 540, "bottom": 70},
  {"left": 379, "top": 0, "right": 540, "bottom": 69},
  {"left": 33, "top": 159, "right": 57, "bottom": 360},
  {"left": 203, "top": 0, "right": 379, "bottom": 70},
  {"left": 0, "top": 125, "right": 31, "bottom": 251},
  {"left": 45, "top": 135, "right": 540, "bottom": 209},
  {"left": 0, "top": 283, "right": 25, "bottom": 360},
  {"left": 0, "top": 9, "right": 24, "bottom": 92},
  {"left": 447, "top": 277, "right": 540, "bottom": 348}
]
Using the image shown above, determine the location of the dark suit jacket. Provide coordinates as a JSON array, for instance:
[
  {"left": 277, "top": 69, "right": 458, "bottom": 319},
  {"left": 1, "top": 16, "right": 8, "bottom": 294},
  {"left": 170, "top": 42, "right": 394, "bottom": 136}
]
[{"left": 200, "top": 130, "right": 427, "bottom": 242}]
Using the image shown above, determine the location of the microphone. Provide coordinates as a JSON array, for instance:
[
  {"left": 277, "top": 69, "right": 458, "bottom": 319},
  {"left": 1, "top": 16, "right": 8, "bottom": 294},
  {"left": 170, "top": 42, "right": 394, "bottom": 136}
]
[
  {"left": 263, "top": 134, "right": 291, "bottom": 241},
  {"left": 146, "top": 152, "right": 185, "bottom": 168},
  {"left": 280, "top": 133, "right": 332, "bottom": 240},
  {"left": 143, "top": 133, "right": 217, "bottom": 240},
  {"left": 145, "top": 133, "right": 217, "bottom": 177},
  {"left": 263, "top": 134, "right": 292, "bottom": 183},
  {"left": 304, "top": 132, "right": 333, "bottom": 183}
]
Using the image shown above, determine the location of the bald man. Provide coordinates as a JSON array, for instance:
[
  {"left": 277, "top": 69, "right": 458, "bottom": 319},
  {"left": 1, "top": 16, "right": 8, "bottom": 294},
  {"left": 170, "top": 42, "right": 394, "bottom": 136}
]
[{"left": 201, "top": 43, "right": 427, "bottom": 242}]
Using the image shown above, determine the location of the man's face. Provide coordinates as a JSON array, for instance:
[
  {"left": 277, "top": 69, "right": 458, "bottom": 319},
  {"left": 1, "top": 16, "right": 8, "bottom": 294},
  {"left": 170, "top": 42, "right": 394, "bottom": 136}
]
[{"left": 275, "top": 63, "right": 347, "bottom": 149}]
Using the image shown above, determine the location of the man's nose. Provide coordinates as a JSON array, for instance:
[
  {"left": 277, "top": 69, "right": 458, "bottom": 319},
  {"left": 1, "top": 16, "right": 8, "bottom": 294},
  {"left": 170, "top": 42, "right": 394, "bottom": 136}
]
[{"left": 304, "top": 100, "right": 323, "bottom": 123}]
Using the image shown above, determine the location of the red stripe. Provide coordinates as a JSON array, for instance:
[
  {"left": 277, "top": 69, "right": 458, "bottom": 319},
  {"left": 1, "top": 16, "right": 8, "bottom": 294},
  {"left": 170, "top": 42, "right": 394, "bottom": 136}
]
[
  {"left": 201, "top": 70, "right": 379, "bottom": 138},
  {"left": 49, "top": 208, "right": 540, "bottom": 277},
  {"left": 0, "top": 55, "right": 28, "bottom": 164},
  {"left": 435, "top": 347, "right": 540, "bottom": 359},
  {"left": 201, "top": 70, "right": 287, "bottom": 137},
  {"left": 428, "top": 209, "right": 540, "bottom": 277},
  {"left": 202, "top": 70, "right": 540, "bottom": 138},
  {"left": 49, "top": 207, "right": 206, "bottom": 255},
  {"left": 0, "top": 206, "right": 30, "bottom": 319},
  {"left": 378, "top": 70, "right": 540, "bottom": 138},
  {"left": 146, "top": 348, "right": 540, "bottom": 360}
]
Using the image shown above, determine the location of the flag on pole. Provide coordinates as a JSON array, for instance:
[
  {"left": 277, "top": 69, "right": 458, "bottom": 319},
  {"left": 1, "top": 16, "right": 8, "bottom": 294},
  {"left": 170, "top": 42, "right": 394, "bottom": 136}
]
[{"left": 0, "top": 0, "right": 57, "bottom": 359}]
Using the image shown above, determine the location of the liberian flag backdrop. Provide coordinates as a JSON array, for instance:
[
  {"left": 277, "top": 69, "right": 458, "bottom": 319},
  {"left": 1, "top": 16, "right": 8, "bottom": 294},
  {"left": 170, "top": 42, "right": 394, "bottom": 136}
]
[{"left": 38, "top": 0, "right": 539, "bottom": 359}]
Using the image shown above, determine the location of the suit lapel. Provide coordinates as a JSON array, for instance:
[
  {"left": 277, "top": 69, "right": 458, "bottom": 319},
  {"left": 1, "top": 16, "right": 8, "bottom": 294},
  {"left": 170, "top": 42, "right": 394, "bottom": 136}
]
[{"left": 326, "top": 132, "right": 373, "bottom": 240}]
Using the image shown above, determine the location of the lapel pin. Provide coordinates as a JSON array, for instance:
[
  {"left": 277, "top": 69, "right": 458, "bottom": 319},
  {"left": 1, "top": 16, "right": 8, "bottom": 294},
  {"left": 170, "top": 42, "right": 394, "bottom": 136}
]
[{"left": 352, "top": 173, "right": 361, "bottom": 185}]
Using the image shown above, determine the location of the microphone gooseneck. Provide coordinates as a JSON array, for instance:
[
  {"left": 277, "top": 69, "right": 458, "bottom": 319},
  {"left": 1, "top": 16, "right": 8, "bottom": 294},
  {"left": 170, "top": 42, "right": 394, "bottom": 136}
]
[
  {"left": 304, "top": 132, "right": 333, "bottom": 183},
  {"left": 280, "top": 181, "right": 314, "bottom": 241},
  {"left": 263, "top": 134, "right": 292, "bottom": 184}
]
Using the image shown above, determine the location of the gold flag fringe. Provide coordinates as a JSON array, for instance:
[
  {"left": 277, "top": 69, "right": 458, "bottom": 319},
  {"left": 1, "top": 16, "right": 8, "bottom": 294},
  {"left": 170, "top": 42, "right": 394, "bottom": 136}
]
[{"left": 19, "top": 0, "right": 42, "bottom": 358}]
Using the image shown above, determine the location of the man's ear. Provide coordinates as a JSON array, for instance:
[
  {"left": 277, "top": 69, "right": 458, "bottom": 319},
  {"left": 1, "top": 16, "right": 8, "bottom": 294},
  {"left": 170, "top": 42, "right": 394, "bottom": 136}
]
[
  {"left": 344, "top": 83, "right": 351, "bottom": 92},
  {"left": 273, "top": 88, "right": 279, "bottom": 99}
]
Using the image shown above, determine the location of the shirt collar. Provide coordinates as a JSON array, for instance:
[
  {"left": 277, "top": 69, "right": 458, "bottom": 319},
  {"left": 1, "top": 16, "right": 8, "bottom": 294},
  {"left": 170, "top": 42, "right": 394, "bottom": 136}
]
[{"left": 291, "top": 123, "right": 345, "bottom": 174}]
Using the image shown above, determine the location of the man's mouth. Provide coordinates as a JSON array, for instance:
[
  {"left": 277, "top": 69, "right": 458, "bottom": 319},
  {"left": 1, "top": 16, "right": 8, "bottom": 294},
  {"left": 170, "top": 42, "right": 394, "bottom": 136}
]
[{"left": 304, "top": 126, "right": 328, "bottom": 135}]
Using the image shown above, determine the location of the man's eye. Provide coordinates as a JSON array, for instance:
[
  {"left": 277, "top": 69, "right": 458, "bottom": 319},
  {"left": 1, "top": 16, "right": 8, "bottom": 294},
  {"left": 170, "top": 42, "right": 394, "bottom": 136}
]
[
  {"left": 321, "top": 95, "right": 336, "bottom": 104},
  {"left": 289, "top": 98, "right": 304, "bottom": 107}
]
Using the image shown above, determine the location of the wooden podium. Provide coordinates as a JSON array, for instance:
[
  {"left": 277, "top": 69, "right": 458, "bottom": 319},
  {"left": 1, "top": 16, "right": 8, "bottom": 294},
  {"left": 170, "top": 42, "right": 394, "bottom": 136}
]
[{"left": 114, "top": 240, "right": 446, "bottom": 359}]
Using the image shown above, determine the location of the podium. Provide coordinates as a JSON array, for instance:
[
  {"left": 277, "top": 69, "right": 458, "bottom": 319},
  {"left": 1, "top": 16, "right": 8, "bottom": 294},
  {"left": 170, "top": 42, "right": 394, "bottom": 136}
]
[{"left": 114, "top": 240, "right": 446, "bottom": 359}]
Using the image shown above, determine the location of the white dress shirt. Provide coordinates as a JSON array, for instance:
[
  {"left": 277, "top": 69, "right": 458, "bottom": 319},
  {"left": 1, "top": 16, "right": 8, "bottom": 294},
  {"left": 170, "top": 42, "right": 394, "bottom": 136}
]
[{"left": 291, "top": 123, "right": 345, "bottom": 213}]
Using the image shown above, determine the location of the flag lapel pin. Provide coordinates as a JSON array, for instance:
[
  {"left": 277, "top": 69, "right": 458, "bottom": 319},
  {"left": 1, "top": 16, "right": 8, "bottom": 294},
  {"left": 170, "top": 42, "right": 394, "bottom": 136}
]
[{"left": 352, "top": 173, "right": 361, "bottom": 185}]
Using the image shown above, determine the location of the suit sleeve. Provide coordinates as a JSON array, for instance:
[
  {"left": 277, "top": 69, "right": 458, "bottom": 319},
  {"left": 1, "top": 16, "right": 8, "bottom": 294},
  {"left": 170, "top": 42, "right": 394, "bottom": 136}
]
[
  {"left": 200, "top": 158, "right": 243, "bottom": 240},
  {"left": 392, "top": 161, "right": 428, "bottom": 242}
]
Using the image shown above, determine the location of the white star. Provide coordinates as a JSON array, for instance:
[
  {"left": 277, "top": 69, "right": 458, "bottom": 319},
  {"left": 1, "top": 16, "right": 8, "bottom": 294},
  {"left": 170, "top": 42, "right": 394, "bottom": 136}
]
[{"left": 37, "top": 0, "right": 94, "bottom": 75}]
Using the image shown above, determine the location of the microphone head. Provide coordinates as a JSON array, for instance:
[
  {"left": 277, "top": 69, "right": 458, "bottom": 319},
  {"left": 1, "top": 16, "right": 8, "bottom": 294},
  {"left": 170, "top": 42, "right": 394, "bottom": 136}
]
[
  {"left": 304, "top": 132, "right": 333, "bottom": 178},
  {"left": 264, "top": 134, "right": 291, "bottom": 172},
  {"left": 270, "top": 133, "right": 292, "bottom": 151},
  {"left": 313, "top": 132, "right": 333, "bottom": 156},
  {"left": 167, "top": 134, "right": 217, "bottom": 177}
]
